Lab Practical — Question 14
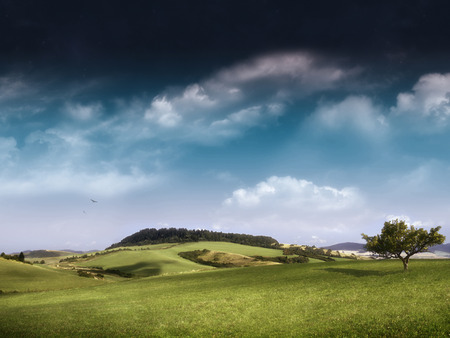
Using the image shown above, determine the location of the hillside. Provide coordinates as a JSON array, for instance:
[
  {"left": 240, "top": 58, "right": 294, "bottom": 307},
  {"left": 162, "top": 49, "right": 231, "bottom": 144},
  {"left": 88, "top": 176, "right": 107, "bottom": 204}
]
[
  {"left": 0, "top": 258, "right": 104, "bottom": 293},
  {"left": 65, "top": 240, "right": 369, "bottom": 278},
  {"left": 107, "top": 227, "right": 279, "bottom": 249},
  {"left": 76, "top": 242, "right": 286, "bottom": 277},
  {"left": 2, "top": 238, "right": 449, "bottom": 336},
  {"left": 23, "top": 250, "right": 80, "bottom": 258},
  {"left": 1, "top": 259, "right": 448, "bottom": 336}
]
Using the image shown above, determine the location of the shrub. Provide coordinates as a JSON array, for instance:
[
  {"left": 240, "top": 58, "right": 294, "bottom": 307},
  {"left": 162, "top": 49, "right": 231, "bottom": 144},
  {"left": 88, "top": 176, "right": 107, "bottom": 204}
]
[
  {"left": 283, "top": 247, "right": 335, "bottom": 262},
  {"left": 104, "top": 269, "right": 133, "bottom": 278},
  {"left": 253, "top": 255, "right": 309, "bottom": 264},
  {"left": 77, "top": 270, "right": 92, "bottom": 278}
]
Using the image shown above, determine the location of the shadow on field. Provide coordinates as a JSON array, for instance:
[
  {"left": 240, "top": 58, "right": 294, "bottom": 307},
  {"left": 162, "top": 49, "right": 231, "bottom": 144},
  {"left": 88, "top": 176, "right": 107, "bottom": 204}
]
[
  {"left": 322, "top": 268, "right": 402, "bottom": 277},
  {"left": 112, "top": 262, "right": 161, "bottom": 277}
]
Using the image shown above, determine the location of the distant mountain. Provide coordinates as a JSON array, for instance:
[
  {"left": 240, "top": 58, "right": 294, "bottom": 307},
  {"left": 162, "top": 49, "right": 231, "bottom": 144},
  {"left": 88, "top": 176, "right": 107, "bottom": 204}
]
[
  {"left": 23, "top": 250, "right": 83, "bottom": 258},
  {"left": 323, "top": 242, "right": 450, "bottom": 253},
  {"left": 10, "top": 249, "right": 94, "bottom": 256},
  {"left": 428, "top": 243, "right": 450, "bottom": 253},
  {"left": 59, "top": 249, "right": 86, "bottom": 254},
  {"left": 322, "top": 242, "right": 366, "bottom": 251}
]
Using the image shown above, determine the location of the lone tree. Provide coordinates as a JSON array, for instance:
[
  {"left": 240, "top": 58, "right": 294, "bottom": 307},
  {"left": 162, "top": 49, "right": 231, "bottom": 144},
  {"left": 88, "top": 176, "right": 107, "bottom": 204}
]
[{"left": 362, "top": 219, "right": 445, "bottom": 271}]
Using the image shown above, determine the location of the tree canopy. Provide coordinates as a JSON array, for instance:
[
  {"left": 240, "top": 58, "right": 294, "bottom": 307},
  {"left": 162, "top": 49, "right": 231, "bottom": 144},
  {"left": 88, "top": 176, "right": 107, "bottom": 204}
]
[
  {"left": 1, "top": 251, "right": 26, "bottom": 263},
  {"left": 362, "top": 219, "right": 445, "bottom": 271},
  {"left": 107, "top": 227, "right": 280, "bottom": 250}
]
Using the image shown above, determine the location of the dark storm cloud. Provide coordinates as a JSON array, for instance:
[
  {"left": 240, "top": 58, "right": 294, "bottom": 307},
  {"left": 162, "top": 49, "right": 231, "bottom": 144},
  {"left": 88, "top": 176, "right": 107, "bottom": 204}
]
[{"left": 1, "top": 0, "right": 449, "bottom": 74}]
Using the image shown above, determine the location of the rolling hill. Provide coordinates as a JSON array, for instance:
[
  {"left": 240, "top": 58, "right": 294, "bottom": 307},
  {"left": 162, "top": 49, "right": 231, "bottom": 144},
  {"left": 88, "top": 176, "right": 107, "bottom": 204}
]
[
  {"left": 2, "top": 231, "right": 449, "bottom": 336},
  {"left": 23, "top": 250, "right": 82, "bottom": 258},
  {"left": 1, "top": 259, "right": 448, "bottom": 336},
  {"left": 77, "top": 242, "right": 286, "bottom": 277},
  {"left": 0, "top": 258, "right": 105, "bottom": 293}
]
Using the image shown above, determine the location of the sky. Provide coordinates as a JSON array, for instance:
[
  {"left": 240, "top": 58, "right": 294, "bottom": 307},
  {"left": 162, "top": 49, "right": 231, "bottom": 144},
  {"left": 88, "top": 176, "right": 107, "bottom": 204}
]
[{"left": 1, "top": 0, "right": 450, "bottom": 252}]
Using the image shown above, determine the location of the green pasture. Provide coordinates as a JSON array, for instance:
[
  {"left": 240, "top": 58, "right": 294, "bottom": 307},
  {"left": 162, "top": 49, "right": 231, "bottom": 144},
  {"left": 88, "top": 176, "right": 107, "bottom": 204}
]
[
  {"left": 1, "top": 259, "right": 448, "bottom": 336},
  {"left": 79, "top": 241, "right": 285, "bottom": 277},
  {"left": 79, "top": 248, "right": 214, "bottom": 277},
  {"left": 0, "top": 258, "right": 105, "bottom": 293},
  {"left": 170, "top": 241, "right": 284, "bottom": 256},
  {"left": 119, "top": 241, "right": 285, "bottom": 257}
]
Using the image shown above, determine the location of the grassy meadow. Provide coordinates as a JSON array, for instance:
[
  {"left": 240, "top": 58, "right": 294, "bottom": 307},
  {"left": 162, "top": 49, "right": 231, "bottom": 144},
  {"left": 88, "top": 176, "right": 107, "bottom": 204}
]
[
  {"left": 0, "top": 258, "right": 106, "bottom": 293},
  {"left": 1, "top": 253, "right": 449, "bottom": 337},
  {"left": 77, "top": 241, "right": 285, "bottom": 277}
]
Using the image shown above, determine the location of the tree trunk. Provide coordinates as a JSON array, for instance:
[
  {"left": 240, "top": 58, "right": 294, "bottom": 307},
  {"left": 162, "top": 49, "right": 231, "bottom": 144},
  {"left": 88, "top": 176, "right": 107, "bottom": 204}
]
[{"left": 401, "top": 257, "right": 409, "bottom": 271}]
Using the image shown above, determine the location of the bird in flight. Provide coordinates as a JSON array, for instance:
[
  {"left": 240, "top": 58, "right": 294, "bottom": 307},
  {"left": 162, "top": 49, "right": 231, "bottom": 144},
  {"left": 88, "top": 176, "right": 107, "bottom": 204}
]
[{"left": 90, "top": 199, "right": 98, "bottom": 203}]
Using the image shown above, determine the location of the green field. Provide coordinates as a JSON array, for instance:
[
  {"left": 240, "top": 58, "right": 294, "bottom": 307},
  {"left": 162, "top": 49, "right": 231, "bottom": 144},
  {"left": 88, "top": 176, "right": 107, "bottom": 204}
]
[
  {"left": 1, "top": 256, "right": 449, "bottom": 336},
  {"left": 78, "top": 242, "right": 285, "bottom": 277},
  {"left": 0, "top": 259, "right": 105, "bottom": 292}
]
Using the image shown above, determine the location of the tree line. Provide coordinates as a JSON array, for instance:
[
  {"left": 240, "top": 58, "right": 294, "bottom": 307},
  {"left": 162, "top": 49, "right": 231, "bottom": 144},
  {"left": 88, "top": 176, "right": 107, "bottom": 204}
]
[
  {"left": 1, "top": 252, "right": 25, "bottom": 263},
  {"left": 282, "top": 246, "right": 337, "bottom": 262},
  {"left": 106, "top": 227, "right": 280, "bottom": 249}
]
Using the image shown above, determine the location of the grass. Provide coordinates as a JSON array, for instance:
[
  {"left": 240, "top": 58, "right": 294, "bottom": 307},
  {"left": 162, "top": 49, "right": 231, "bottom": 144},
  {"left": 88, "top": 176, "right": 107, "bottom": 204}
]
[
  {"left": 169, "top": 241, "right": 284, "bottom": 257},
  {"left": 179, "top": 249, "right": 281, "bottom": 267},
  {"left": 1, "top": 259, "right": 448, "bottom": 336},
  {"left": 78, "top": 242, "right": 285, "bottom": 277},
  {"left": 0, "top": 258, "right": 105, "bottom": 293},
  {"left": 79, "top": 249, "right": 213, "bottom": 277}
]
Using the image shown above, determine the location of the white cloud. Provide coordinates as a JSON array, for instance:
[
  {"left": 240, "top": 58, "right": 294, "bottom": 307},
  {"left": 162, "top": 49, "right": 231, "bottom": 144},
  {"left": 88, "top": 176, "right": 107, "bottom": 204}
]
[
  {"left": 1, "top": 52, "right": 361, "bottom": 149},
  {"left": 141, "top": 97, "right": 282, "bottom": 144},
  {"left": 181, "top": 84, "right": 215, "bottom": 106},
  {"left": 384, "top": 214, "right": 435, "bottom": 229},
  {"left": 65, "top": 102, "right": 103, "bottom": 121},
  {"left": 145, "top": 96, "right": 182, "bottom": 127},
  {"left": 224, "top": 176, "right": 359, "bottom": 210},
  {"left": 311, "top": 95, "right": 387, "bottom": 134},
  {"left": 133, "top": 51, "right": 360, "bottom": 144},
  {"left": 0, "top": 167, "right": 160, "bottom": 197},
  {"left": 211, "top": 52, "right": 356, "bottom": 94},
  {"left": 4, "top": 120, "right": 166, "bottom": 199},
  {"left": 26, "top": 128, "right": 90, "bottom": 154},
  {"left": 310, "top": 235, "right": 327, "bottom": 245},
  {"left": 210, "top": 106, "right": 262, "bottom": 131},
  {"left": 216, "top": 176, "right": 368, "bottom": 244},
  {"left": 392, "top": 73, "right": 450, "bottom": 123},
  {"left": 385, "top": 214, "right": 412, "bottom": 223},
  {"left": 144, "top": 84, "right": 214, "bottom": 129},
  {"left": 0, "top": 137, "right": 18, "bottom": 162}
]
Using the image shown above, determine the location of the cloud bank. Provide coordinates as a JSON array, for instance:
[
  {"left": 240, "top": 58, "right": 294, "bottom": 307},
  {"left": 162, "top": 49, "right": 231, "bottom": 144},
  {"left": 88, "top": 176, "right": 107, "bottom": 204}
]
[
  {"left": 216, "top": 176, "right": 369, "bottom": 244},
  {"left": 0, "top": 51, "right": 361, "bottom": 199},
  {"left": 137, "top": 51, "right": 359, "bottom": 144}
]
